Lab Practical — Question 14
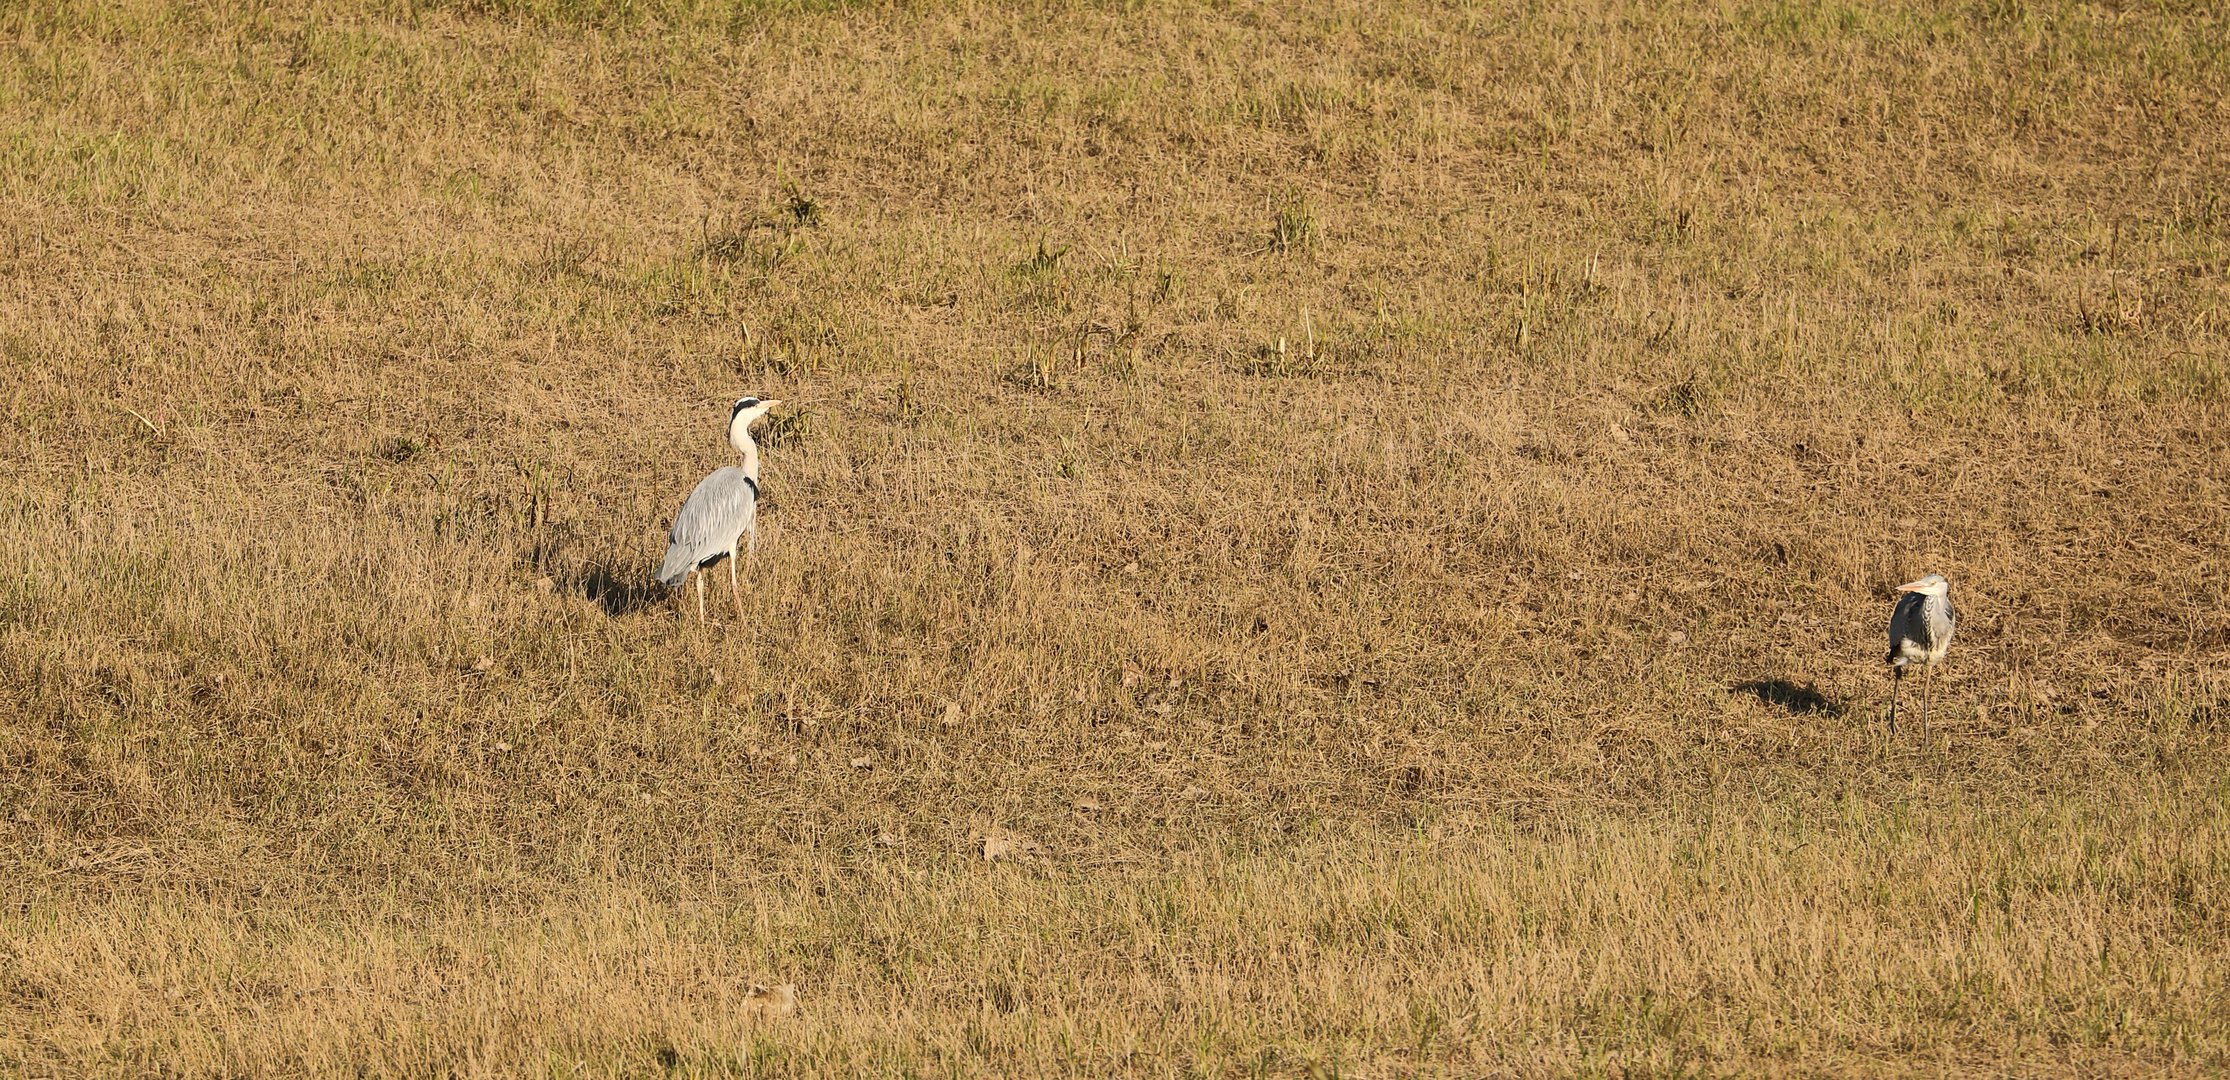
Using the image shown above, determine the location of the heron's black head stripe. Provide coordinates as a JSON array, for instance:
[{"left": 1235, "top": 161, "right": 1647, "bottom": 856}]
[{"left": 731, "top": 396, "right": 761, "bottom": 419}]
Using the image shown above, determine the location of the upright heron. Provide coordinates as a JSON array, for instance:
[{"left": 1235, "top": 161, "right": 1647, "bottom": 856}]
[
  {"left": 1886, "top": 573, "right": 1958, "bottom": 738},
  {"left": 657, "top": 396, "right": 783, "bottom": 620}
]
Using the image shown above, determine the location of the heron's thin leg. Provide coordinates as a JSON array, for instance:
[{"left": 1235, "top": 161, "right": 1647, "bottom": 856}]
[
  {"left": 695, "top": 573, "right": 706, "bottom": 622},
  {"left": 1921, "top": 665, "right": 1934, "bottom": 745},
  {"left": 1888, "top": 667, "right": 1900, "bottom": 735},
  {"left": 729, "top": 553, "right": 745, "bottom": 620}
]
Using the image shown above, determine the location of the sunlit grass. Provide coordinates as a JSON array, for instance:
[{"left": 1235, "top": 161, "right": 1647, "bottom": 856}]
[{"left": 1, "top": 0, "right": 2226, "bottom": 1073}]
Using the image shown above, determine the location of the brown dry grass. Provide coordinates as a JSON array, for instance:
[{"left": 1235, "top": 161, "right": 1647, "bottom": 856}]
[{"left": 2, "top": 0, "right": 2228, "bottom": 1074}]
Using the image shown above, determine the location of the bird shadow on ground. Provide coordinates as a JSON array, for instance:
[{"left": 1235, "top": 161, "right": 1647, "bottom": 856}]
[
  {"left": 529, "top": 533, "right": 668, "bottom": 617},
  {"left": 1732, "top": 679, "right": 1846, "bottom": 716},
  {"left": 573, "top": 560, "right": 667, "bottom": 617}
]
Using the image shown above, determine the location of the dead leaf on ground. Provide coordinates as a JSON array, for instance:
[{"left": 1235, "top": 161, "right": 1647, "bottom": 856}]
[
  {"left": 741, "top": 982, "right": 797, "bottom": 1019},
  {"left": 850, "top": 755, "right": 872, "bottom": 770},
  {"left": 469, "top": 655, "right": 494, "bottom": 674},
  {"left": 979, "top": 832, "right": 1040, "bottom": 861},
  {"left": 941, "top": 702, "right": 963, "bottom": 727}
]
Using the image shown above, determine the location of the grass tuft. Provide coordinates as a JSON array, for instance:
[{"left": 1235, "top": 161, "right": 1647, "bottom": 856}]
[{"left": 1268, "top": 196, "right": 1316, "bottom": 256}]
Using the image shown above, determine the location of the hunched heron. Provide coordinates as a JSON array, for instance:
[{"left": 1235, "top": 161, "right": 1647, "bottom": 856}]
[
  {"left": 1886, "top": 573, "right": 1958, "bottom": 739},
  {"left": 658, "top": 396, "right": 783, "bottom": 620}
]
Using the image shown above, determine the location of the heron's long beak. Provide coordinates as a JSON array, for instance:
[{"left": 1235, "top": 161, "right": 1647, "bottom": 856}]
[
  {"left": 762, "top": 399, "right": 785, "bottom": 410},
  {"left": 1894, "top": 579, "right": 1928, "bottom": 594}
]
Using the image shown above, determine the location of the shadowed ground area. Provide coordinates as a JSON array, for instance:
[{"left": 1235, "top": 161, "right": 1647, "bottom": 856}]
[
  {"left": 1, "top": 0, "right": 2227, "bottom": 1074},
  {"left": 1734, "top": 678, "right": 1845, "bottom": 717}
]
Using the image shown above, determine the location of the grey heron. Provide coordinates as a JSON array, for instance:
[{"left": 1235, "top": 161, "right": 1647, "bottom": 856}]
[
  {"left": 657, "top": 396, "right": 783, "bottom": 620},
  {"left": 1886, "top": 573, "right": 1957, "bottom": 738}
]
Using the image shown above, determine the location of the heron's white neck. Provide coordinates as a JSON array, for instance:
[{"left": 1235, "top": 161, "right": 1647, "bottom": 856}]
[{"left": 729, "top": 420, "right": 760, "bottom": 480}]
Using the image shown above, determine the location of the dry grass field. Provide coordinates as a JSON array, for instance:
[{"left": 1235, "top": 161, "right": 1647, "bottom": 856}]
[{"left": 3, "top": 0, "right": 2228, "bottom": 1073}]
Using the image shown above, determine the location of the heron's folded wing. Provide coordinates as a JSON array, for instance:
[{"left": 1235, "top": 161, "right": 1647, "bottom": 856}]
[
  {"left": 1889, "top": 590, "right": 1932, "bottom": 651},
  {"left": 658, "top": 466, "right": 757, "bottom": 585}
]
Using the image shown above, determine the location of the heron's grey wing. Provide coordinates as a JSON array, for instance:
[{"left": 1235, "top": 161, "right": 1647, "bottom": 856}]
[
  {"left": 657, "top": 466, "right": 758, "bottom": 586},
  {"left": 1888, "top": 591, "right": 1930, "bottom": 662}
]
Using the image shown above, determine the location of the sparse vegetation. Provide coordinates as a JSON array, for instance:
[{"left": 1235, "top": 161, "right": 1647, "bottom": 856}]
[
  {"left": 1268, "top": 196, "right": 1315, "bottom": 256},
  {"left": 2, "top": 0, "right": 2228, "bottom": 1075}
]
